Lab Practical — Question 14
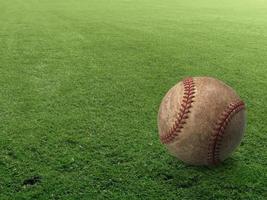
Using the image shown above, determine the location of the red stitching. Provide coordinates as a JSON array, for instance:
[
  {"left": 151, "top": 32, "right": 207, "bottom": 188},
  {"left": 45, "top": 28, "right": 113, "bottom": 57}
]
[
  {"left": 207, "top": 101, "right": 245, "bottom": 165},
  {"left": 160, "top": 77, "right": 196, "bottom": 144}
]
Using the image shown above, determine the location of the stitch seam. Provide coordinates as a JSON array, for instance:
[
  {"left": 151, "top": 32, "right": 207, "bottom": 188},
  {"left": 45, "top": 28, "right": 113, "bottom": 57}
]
[
  {"left": 207, "top": 101, "right": 245, "bottom": 165},
  {"left": 160, "top": 77, "right": 196, "bottom": 144}
]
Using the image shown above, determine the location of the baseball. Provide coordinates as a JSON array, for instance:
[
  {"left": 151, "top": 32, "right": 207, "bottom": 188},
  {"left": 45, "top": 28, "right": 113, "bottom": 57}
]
[{"left": 158, "top": 77, "right": 246, "bottom": 165}]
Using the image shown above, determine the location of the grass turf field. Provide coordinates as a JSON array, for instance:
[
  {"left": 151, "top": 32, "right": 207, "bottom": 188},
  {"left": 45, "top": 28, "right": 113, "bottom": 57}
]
[{"left": 0, "top": 0, "right": 266, "bottom": 199}]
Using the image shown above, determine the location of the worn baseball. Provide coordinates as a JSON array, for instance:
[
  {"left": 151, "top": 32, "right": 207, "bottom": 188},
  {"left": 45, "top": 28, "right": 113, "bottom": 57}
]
[{"left": 158, "top": 77, "right": 246, "bottom": 165}]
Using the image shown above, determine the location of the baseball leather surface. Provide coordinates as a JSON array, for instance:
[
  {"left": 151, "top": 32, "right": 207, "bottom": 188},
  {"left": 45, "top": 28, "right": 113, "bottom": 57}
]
[{"left": 158, "top": 77, "right": 246, "bottom": 165}]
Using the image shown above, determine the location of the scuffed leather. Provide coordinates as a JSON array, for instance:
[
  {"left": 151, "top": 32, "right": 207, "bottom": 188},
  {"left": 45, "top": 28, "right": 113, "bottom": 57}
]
[{"left": 158, "top": 77, "right": 246, "bottom": 166}]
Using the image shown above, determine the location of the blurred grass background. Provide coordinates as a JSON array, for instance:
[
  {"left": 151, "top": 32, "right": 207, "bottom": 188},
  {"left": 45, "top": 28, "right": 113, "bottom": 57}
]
[{"left": 0, "top": 0, "right": 266, "bottom": 199}]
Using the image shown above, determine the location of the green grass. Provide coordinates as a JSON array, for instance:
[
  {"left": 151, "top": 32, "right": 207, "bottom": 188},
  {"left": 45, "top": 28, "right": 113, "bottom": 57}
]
[{"left": 0, "top": 0, "right": 266, "bottom": 199}]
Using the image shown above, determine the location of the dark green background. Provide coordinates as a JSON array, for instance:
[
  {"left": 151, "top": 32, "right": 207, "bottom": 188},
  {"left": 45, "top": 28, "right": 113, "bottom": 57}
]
[{"left": 0, "top": 0, "right": 266, "bottom": 199}]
